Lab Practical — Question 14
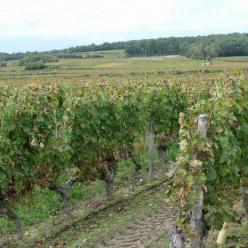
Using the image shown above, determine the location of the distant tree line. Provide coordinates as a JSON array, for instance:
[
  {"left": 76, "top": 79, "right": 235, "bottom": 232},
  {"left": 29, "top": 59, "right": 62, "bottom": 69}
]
[
  {"left": 56, "top": 53, "right": 104, "bottom": 59},
  {"left": 0, "top": 52, "right": 26, "bottom": 61},
  {"left": 125, "top": 33, "right": 248, "bottom": 60},
  {"left": 1, "top": 33, "right": 248, "bottom": 62},
  {"left": 18, "top": 54, "right": 58, "bottom": 70},
  {"left": 61, "top": 41, "right": 125, "bottom": 53},
  {"left": 19, "top": 54, "right": 58, "bottom": 66}
]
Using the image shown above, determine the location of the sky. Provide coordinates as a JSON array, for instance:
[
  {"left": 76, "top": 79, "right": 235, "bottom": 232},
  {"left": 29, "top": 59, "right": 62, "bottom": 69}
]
[{"left": 0, "top": 0, "right": 248, "bottom": 53}]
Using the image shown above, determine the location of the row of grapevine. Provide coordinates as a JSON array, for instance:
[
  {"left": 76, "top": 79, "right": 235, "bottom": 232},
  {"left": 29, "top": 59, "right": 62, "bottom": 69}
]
[
  {"left": 0, "top": 81, "right": 186, "bottom": 239},
  {"left": 171, "top": 76, "right": 248, "bottom": 247}
]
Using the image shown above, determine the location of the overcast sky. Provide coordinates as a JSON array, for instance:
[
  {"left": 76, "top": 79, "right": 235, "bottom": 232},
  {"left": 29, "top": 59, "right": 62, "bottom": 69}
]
[{"left": 0, "top": 0, "right": 247, "bottom": 53}]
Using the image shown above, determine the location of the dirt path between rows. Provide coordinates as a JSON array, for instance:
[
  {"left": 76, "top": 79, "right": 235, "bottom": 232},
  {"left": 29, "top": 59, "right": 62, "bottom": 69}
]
[
  {"left": 54, "top": 184, "right": 177, "bottom": 248},
  {"left": 96, "top": 205, "right": 176, "bottom": 248}
]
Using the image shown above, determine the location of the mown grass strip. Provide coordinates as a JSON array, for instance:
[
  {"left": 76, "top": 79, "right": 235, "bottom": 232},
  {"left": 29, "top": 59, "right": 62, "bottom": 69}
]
[{"left": 3, "top": 179, "right": 166, "bottom": 248}]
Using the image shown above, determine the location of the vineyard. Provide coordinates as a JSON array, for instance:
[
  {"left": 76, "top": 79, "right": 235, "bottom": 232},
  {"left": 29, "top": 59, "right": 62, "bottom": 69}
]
[{"left": 0, "top": 55, "right": 248, "bottom": 247}]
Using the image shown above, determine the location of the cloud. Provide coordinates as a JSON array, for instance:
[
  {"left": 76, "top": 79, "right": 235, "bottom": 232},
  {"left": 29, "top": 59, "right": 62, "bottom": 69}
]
[
  {"left": 0, "top": 0, "right": 176, "bottom": 36},
  {"left": 0, "top": 0, "right": 247, "bottom": 52}
]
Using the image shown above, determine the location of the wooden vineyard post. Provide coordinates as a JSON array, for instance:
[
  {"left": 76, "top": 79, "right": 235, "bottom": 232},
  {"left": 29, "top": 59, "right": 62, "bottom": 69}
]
[
  {"left": 157, "top": 134, "right": 168, "bottom": 173},
  {"left": 143, "top": 129, "right": 147, "bottom": 152},
  {"left": 169, "top": 228, "right": 184, "bottom": 248},
  {"left": 217, "top": 222, "right": 229, "bottom": 245},
  {"left": 148, "top": 121, "right": 155, "bottom": 181},
  {"left": 169, "top": 114, "right": 209, "bottom": 248},
  {"left": 190, "top": 114, "right": 209, "bottom": 248},
  {"left": 243, "top": 188, "right": 248, "bottom": 215}
]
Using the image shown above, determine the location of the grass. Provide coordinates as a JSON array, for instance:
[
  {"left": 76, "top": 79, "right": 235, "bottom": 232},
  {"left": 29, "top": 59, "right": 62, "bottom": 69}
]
[
  {"left": 7, "top": 178, "right": 167, "bottom": 247},
  {"left": 0, "top": 180, "right": 106, "bottom": 236},
  {"left": 228, "top": 220, "right": 248, "bottom": 247},
  {"left": 0, "top": 189, "right": 62, "bottom": 235}
]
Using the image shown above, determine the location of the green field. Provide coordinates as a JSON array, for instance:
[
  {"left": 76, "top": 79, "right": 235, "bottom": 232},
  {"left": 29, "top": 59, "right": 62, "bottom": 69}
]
[{"left": 1, "top": 50, "right": 248, "bottom": 86}]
